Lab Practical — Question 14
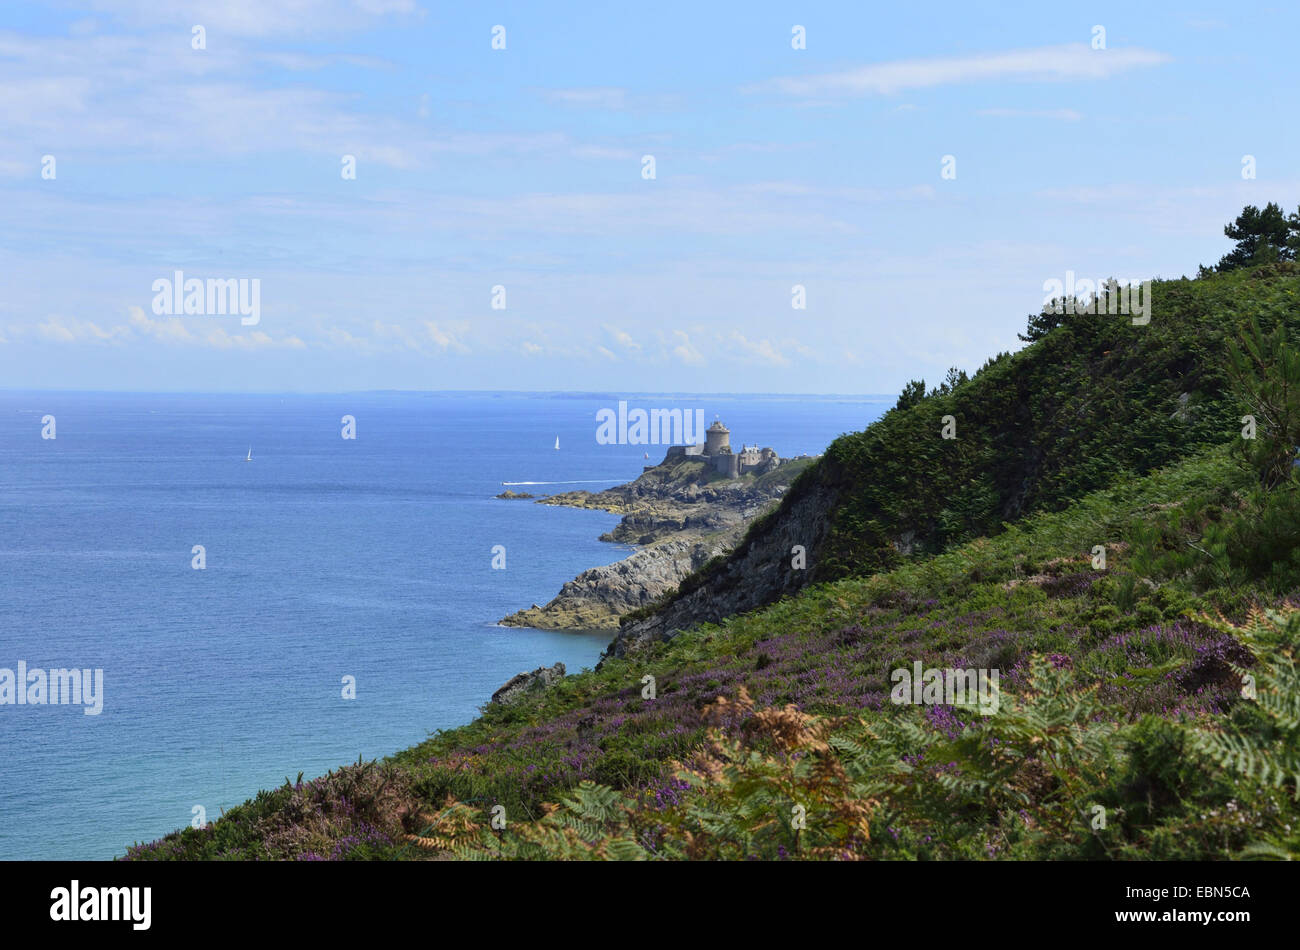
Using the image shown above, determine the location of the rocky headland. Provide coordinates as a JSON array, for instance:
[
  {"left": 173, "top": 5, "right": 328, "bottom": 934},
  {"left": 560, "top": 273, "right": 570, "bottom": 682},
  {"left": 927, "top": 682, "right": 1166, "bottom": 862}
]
[{"left": 498, "top": 453, "right": 814, "bottom": 632}]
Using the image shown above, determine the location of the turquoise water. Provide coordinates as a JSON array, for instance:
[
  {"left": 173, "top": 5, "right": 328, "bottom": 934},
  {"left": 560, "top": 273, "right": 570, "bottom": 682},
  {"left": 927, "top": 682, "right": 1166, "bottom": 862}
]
[{"left": 0, "top": 391, "right": 887, "bottom": 859}]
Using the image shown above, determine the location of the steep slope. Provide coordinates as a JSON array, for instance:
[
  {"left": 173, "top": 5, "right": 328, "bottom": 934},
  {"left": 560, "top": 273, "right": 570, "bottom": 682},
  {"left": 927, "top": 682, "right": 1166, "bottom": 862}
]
[
  {"left": 612, "top": 264, "right": 1300, "bottom": 656},
  {"left": 126, "top": 442, "right": 1300, "bottom": 860}
]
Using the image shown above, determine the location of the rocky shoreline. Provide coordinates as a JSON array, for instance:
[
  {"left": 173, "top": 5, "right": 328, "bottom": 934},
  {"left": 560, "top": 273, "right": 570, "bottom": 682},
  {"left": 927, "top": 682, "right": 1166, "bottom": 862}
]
[{"left": 498, "top": 453, "right": 813, "bottom": 632}]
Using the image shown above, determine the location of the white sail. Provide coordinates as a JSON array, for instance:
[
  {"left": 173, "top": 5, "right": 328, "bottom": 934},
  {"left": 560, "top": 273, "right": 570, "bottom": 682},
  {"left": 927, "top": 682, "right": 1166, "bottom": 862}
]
[
  {"left": 554, "top": 436, "right": 560, "bottom": 450},
  {"left": 245, "top": 446, "right": 252, "bottom": 461}
]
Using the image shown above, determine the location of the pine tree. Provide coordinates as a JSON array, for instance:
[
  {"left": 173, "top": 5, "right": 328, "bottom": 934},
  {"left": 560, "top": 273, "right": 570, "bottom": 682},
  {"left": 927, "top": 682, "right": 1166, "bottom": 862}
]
[
  {"left": 1225, "top": 318, "right": 1300, "bottom": 489},
  {"left": 1217, "top": 203, "right": 1293, "bottom": 271}
]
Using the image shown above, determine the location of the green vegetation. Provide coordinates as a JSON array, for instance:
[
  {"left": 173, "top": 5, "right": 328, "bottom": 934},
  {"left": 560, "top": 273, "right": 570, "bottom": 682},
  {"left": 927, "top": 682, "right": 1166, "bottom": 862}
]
[
  {"left": 752, "top": 454, "right": 816, "bottom": 490},
  {"left": 125, "top": 208, "right": 1300, "bottom": 861},
  {"left": 817, "top": 263, "right": 1300, "bottom": 580},
  {"left": 636, "top": 256, "right": 1300, "bottom": 623},
  {"left": 1210, "top": 202, "right": 1300, "bottom": 273}
]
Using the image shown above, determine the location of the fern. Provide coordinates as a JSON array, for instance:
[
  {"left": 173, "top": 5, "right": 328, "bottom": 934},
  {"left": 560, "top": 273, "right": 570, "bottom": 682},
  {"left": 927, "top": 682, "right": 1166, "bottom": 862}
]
[
  {"left": 1188, "top": 607, "right": 1300, "bottom": 799},
  {"left": 1181, "top": 607, "right": 1300, "bottom": 858}
]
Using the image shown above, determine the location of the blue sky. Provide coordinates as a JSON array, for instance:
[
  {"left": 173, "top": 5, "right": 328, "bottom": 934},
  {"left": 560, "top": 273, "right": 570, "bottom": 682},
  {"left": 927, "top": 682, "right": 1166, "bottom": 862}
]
[{"left": 0, "top": 1, "right": 1296, "bottom": 393}]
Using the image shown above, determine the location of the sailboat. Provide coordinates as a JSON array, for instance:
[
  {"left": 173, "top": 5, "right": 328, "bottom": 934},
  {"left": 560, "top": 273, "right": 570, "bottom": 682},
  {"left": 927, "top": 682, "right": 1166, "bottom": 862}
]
[
  {"left": 245, "top": 446, "right": 252, "bottom": 462},
  {"left": 554, "top": 436, "right": 560, "bottom": 450}
]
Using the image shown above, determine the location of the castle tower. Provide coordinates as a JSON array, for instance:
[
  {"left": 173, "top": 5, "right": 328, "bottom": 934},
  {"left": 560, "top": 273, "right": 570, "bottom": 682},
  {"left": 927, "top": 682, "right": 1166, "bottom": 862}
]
[{"left": 704, "top": 419, "right": 730, "bottom": 456}]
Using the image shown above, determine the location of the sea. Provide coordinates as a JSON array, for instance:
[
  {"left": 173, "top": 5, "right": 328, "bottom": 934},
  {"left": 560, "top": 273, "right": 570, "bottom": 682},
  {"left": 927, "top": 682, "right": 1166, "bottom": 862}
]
[{"left": 0, "top": 391, "right": 889, "bottom": 860}]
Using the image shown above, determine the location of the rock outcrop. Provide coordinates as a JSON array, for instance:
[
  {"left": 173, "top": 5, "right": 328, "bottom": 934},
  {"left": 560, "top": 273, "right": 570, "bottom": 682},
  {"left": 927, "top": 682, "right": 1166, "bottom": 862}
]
[
  {"left": 501, "top": 534, "right": 733, "bottom": 630},
  {"left": 538, "top": 455, "right": 801, "bottom": 532},
  {"left": 499, "top": 454, "right": 814, "bottom": 632},
  {"left": 603, "top": 455, "right": 844, "bottom": 661},
  {"left": 490, "top": 662, "right": 565, "bottom": 704}
]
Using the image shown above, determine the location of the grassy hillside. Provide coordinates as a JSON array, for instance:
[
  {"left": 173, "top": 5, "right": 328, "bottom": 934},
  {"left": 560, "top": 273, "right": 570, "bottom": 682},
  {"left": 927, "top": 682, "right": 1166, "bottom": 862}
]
[
  {"left": 619, "top": 262, "right": 1300, "bottom": 637},
  {"left": 126, "top": 440, "right": 1300, "bottom": 860},
  {"left": 124, "top": 261, "right": 1300, "bottom": 861}
]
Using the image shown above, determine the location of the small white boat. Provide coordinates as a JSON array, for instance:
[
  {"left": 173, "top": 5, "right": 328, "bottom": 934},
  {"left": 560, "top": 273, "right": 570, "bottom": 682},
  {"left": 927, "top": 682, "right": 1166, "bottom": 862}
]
[
  {"left": 554, "top": 436, "right": 560, "bottom": 450},
  {"left": 245, "top": 446, "right": 252, "bottom": 462}
]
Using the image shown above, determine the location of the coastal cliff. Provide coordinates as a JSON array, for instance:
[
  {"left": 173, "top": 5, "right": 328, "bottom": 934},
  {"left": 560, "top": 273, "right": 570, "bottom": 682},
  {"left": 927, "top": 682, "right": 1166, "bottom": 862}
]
[
  {"left": 499, "top": 453, "right": 814, "bottom": 631},
  {"left": 606, "top": 454, "right": 843, "bottom": 658}
]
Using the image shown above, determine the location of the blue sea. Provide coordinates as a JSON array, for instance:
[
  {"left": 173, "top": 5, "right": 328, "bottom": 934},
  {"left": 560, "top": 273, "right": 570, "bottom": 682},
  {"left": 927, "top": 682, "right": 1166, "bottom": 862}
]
[{"left": 0, "top": 391, "right": 888, "bottom": 860}]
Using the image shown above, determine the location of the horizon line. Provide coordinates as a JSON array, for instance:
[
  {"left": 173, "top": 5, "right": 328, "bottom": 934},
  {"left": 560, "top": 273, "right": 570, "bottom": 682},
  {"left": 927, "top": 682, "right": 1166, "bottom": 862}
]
[{"left": 0, "top": 387, "right": 899, "bottom": 399}]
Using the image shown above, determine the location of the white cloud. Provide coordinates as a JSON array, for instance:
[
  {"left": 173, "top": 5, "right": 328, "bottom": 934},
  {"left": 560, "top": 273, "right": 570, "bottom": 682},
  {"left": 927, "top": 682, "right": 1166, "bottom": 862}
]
[
  {"left": 424, "top": 321, "right": 469, "bottom": 353},
  {"left": 604, "top": 326, "right": 642, "bottom": 352},
  {"left": 201, "top": 326, "right": 305, "bottom": 349},
  {"left": 122, "top": 305, "right": 302, "bottom": 348},
  {"left": 748, "top": 44, "right": 1170, "bottom": 97},
  {"left": 324, "top": 326, "right": 367, "bottom": 351},
  {"left": 75, "top": 0, "right": 421, "bottom": 38},
  {"left": 724, "top": 331, "right": 793, "bottom": 367},
  {"left": 36, "top": 315, "right": 131, "bottom": 343},
  {"left": 0, "top": 76, "right": 94, "bottom": 126},
  {"left": 37, "top": 320, "right": 75, "bottom": 343},
  {"left": 0, "top": 31, "right": 622, "bottom": 171},
  {"left": 373, "top": 319, "right": 423, "bottom": 350},
  {"left": 129, "top": 306, "right": 198, "bottom": 343},
  {"left": 671, "top": 330, "right": 705, "bottom": 366}
]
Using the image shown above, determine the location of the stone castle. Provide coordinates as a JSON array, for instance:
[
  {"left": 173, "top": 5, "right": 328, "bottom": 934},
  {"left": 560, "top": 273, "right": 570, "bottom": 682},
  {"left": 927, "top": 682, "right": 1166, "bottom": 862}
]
[{"left": 659, "top": 419, "right": 786, "bottom": 479}]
